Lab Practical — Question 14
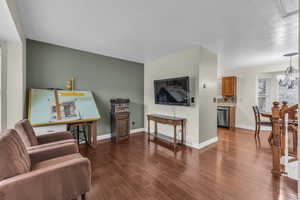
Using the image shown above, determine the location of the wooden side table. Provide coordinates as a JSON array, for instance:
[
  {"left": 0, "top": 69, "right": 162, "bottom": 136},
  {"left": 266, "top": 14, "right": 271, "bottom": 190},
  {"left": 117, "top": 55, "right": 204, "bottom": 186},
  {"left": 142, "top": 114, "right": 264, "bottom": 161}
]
[{"left": 147, "top": 114, "right": 186, "bottom": 150}]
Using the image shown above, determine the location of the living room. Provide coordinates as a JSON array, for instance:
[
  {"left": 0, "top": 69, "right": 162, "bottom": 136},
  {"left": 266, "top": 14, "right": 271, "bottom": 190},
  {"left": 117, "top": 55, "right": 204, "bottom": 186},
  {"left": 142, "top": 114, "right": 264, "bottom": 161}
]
[{"left": 0, "top": 0, "right": 299, "bottom": 200}]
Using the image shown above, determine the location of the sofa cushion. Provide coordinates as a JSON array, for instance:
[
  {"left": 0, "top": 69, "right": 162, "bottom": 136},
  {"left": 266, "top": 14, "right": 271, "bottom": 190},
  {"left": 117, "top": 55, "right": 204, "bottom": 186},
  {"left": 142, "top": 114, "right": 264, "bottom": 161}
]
[
  {"left": 15, "top": 119, "right": 38, "bottom": 147},
  {"left": 0, "top": 129, "right": 31, "bottom": 181}
]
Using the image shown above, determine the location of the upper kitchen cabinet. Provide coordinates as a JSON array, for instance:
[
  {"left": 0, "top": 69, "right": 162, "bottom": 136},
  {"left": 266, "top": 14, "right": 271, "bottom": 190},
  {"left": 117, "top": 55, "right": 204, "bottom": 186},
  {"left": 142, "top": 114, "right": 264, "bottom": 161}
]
[{"left": 222, "top": 76, "right": 236, "bottom": 97}]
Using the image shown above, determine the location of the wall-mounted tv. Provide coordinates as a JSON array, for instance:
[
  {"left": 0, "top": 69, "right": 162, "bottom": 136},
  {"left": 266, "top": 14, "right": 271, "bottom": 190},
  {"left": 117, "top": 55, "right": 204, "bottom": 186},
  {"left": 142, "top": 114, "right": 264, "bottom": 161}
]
[{"left": 154, "top": 76, "right": 190, "bottom": 106}]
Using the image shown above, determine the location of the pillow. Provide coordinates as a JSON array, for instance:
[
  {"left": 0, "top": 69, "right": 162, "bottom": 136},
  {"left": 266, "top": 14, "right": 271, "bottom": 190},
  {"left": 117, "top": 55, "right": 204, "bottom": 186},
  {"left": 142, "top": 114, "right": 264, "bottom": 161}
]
[
  {"left": 15, "top": 119, "right": 38, "bottom": 147},
  {"left": 0, "top": 129, "right": 31, "bottom": 181}
]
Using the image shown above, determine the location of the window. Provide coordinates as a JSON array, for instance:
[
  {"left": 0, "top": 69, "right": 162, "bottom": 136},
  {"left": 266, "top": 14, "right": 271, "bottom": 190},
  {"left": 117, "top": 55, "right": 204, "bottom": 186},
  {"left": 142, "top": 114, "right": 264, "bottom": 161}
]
[
  {"left": 278, "top": 77, "right": 298, "bottom": 106},
  {"left": 257, "top": 78, "right": 271, "bottom": 112}
]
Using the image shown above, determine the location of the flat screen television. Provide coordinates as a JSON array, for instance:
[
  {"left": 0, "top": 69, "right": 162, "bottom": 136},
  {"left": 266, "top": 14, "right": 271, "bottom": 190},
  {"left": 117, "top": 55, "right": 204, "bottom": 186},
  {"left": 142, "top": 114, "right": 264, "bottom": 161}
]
[{"left": 154, "top": 76, "right": 190, "bottom": 106}]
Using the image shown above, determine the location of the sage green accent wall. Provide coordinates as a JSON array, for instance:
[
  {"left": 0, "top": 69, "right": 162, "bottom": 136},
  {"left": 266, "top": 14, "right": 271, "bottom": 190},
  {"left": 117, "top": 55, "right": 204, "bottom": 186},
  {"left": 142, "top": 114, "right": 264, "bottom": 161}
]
[{"left": 26, "top": 39, "right": 144, "bottom": 136}]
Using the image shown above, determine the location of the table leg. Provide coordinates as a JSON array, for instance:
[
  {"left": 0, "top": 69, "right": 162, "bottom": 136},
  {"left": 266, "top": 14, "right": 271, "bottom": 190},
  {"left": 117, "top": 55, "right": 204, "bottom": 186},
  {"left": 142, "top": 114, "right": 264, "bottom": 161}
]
[
  {"left": 181, "top": 121, "right": 184, "bottom": 145},
  {"left": 174, "top": 125, "right": 177, "bottom": 150},
  {"left": 86, "top": 123, "right": 91, "bottom": 145},
  {"left": 92, "top": 121, "right": 97, "bottom": 147},
  {"left": 148, "top": 119, "right": 150, "bottom": 141},
  {"left": 87, "top": 121, "right": 97, "bottom": 148},
  {"left": 154, "top": 121, "right": 158, "bottom": 140},
  {"left": 268, "top": 131, "right": 273, "bottom": 145},
  {"left": 293, "top": 132, "right": 297, "bottom": 155}
]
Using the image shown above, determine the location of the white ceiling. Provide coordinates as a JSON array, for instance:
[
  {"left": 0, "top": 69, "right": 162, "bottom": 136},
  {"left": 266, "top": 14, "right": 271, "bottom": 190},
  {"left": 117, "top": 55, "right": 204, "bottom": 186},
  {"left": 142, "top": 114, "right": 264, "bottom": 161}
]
[
  {"left": 0, "top": 0, "right": 20, "bottom": 42},
  {"left": 16, "top": 0, "right": 298, "bottom": 69}
]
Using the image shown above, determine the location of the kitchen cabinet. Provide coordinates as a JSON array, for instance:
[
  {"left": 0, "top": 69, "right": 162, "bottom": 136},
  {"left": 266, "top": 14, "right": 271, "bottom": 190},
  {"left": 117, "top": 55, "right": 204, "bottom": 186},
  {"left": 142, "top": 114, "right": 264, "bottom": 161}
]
[
  {"left": 229, "top": 106, "right": 236, "bottom": 129},
  {"left": 222, "top": 76, "right": 236, "bottom": 97}
]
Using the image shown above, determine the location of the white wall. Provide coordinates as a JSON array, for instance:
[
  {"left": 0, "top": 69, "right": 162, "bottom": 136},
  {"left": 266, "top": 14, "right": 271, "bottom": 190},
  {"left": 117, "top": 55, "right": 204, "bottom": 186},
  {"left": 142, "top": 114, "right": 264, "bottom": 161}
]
[
  {"left": 0, "top": 42, "right": 7, "bottom": 130},
  {"left": 198, "top": 49, "right": 217, "bottom": 142},
  {"left": 144, "top": 48, "right": 217, "bottom": 147},
  {"left": 3, "top": 0, "right": 26, "bottom": 128},
  {"left": 298, "top": 7, "right": 300, "bottom": 193},
  {"left": 6, "top": 42, "right": 25, "bottom": 128},
  {"left": 222, "top": 60, "right": 298, "bottom": 130}
]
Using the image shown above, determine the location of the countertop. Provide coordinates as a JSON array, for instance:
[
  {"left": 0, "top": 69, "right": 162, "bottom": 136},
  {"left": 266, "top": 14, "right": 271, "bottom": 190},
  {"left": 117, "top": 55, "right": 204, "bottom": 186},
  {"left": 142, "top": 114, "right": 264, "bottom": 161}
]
[{"left": 217, "top": 103, "right": 236, "bottom": 107}]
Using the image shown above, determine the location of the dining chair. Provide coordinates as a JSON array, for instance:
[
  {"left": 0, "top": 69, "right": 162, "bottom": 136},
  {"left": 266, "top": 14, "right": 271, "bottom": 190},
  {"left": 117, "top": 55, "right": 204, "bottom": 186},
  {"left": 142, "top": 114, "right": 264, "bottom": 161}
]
[{"left": 252, "top": 106, "right": 273, "bottom": 143}]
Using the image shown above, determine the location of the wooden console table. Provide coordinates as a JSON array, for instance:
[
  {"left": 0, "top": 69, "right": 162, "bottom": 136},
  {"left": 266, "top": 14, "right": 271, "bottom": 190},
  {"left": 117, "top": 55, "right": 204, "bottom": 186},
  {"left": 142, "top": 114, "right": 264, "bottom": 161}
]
[{"left": 147, "top": 114, "right": 186, "bottom": 150}]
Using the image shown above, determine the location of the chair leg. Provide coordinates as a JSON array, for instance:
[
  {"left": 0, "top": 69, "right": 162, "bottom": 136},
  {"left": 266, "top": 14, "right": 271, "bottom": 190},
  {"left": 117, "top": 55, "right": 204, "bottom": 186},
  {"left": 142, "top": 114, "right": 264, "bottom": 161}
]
[
  {"left": 257, "top": 124, "right": 261, "bottom": 137},
  {"left": 254, "top": 124, "right": 258, "bottom": 137},
  {"left": 77, "top": 126, "right": 80, "bottom": 145},
  {"left": 81, "top": 193, "right": 86, "bottom": 200}
]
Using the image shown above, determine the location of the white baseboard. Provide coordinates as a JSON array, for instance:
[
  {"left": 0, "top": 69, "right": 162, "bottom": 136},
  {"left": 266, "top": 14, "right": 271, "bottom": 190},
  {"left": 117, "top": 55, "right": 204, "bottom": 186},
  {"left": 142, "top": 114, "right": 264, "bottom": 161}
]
[
  {"left": 236, "top": 124, "right": 255, "bottom": 130},
  {"left": 97, "top": 133, "right": 111, "bottom": 140},
  {"left": 185, "top": 143, "right": 201, "bottom": 149},
  {"left": 236, "top": 124, "right": 271, "bottom": 131},
  {"left": 130, "top": 128, "right": 146, "bottom": 134},
  {"left": 187, "top": 137, "right": 218, "bottom": 149},
  {"left": 97, "top": 128, "right": 145, "bottom": 141},
  {"left": 97, "top": 128, "right": 218, "bottom": 151}
]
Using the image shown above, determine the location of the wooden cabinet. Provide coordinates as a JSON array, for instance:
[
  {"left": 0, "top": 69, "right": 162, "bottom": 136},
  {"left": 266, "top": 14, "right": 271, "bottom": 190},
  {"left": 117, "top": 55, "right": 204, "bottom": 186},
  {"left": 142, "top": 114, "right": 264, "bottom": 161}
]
[
  {"left": 222, "top": 76, "right": 236, "bottom": 97},
  {"left": 110, "top": 99, "right": 130, "bottom": 142},
  {"left": 116, "top": 114, "right": 130, "bottom": 137},
  {"left": 229, "top": 107, "right": 236, "bottom": 129}
]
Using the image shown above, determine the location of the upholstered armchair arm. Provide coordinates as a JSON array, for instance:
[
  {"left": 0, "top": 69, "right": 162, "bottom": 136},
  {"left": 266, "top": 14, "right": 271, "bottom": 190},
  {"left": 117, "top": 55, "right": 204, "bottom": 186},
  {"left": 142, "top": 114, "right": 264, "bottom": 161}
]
[
  {"left": 37, "top": 131, "right": 73, "bottom": 144},
  {"left": 0, "top": 157, "right": 91, "bottom": 200},
  {"left": 28, "top": 142, "right": 79, "bottom": 165},
  {"left": 27, "top": 139, "right": 76, "bottom": 151}
]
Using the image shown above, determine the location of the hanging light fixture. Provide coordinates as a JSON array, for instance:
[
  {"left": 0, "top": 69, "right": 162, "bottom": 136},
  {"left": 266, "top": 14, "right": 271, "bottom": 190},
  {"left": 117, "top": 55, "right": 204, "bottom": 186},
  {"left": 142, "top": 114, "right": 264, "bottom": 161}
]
[{"left": 277, "top": 52, "right": 298, "bottom": 89}]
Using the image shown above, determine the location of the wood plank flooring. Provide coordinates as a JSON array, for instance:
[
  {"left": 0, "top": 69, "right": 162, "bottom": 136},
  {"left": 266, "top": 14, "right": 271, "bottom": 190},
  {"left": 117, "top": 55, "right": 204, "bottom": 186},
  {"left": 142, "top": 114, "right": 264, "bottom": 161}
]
[{"left": 79, "top": 128, "right": 297, "bottom": 200}]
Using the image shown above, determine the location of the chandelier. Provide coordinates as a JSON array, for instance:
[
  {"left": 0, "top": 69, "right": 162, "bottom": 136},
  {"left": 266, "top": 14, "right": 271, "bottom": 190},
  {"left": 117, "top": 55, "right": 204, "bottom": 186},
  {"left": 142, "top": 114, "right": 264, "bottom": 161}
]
[{"left": 277, "top": 52, "right": 298, "bottom": 89}]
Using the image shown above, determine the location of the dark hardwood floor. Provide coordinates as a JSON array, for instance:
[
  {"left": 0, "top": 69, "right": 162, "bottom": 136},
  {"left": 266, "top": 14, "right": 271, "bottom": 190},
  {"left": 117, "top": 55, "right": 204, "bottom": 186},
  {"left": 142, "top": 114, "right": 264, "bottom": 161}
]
[{"left": 80, "top": 128, "right": 297, "bottom": 200}]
